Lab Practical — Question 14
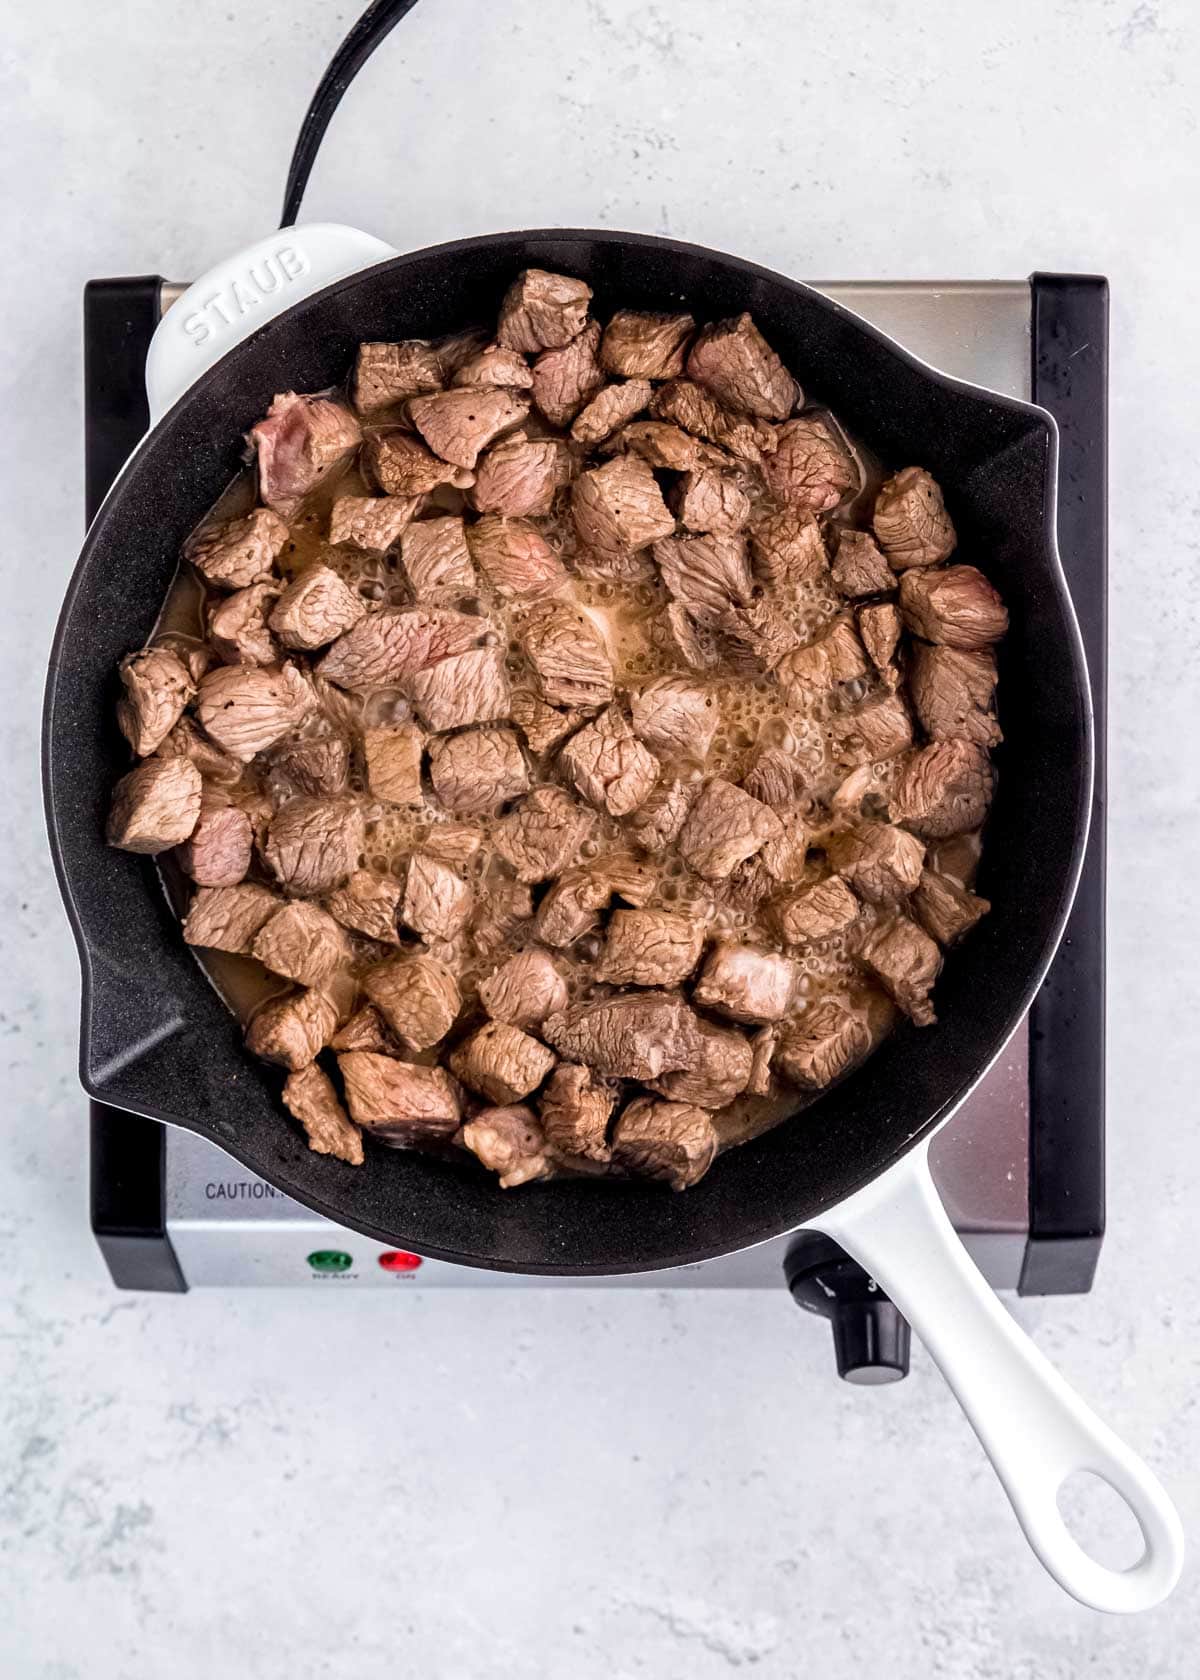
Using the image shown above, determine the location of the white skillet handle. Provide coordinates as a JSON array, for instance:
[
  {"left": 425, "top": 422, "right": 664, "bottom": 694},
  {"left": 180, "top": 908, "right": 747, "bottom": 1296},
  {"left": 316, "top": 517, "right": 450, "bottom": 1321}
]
[
  {"left": 814, "top": 1142, "right": 1183, "bottom": 1613},
  {"left": 144, "top": 222, "right": 398, "bottom": 425}
]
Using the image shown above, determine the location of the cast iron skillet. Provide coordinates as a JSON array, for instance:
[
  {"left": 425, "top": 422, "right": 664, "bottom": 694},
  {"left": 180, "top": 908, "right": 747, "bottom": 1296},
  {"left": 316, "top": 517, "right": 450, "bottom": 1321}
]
[{"left": 45, "top": 227, "right": 1087, "bottom": 1275}]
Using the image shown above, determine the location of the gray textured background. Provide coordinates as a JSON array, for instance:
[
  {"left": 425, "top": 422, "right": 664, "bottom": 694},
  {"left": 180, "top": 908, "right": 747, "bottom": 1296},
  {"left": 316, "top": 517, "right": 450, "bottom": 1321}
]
[{"left": 2, "top": 1, "right": 1197, "bottom": 1673}]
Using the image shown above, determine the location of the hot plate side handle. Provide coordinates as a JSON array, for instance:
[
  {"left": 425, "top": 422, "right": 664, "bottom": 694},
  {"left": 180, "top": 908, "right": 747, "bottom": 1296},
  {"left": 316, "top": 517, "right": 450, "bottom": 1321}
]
[
  {"left": 143, "top": 223, "right": 398, "bottom": 425},
  {"left": 810, "top": 1140, "right": 1183, "bottom": 1614}
]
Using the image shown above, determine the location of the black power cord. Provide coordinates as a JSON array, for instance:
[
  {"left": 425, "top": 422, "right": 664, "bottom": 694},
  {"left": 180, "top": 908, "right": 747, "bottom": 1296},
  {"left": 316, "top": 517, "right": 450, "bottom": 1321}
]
[{"left": 280, "top": 0, "right": 425, "bottom": 228}]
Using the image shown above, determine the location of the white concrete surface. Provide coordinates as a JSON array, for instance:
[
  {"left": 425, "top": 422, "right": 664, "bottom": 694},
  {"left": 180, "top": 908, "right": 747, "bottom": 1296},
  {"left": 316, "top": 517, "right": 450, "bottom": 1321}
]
[{"left": 2, "top": 0, "right": 1198, "bottom": 1673}]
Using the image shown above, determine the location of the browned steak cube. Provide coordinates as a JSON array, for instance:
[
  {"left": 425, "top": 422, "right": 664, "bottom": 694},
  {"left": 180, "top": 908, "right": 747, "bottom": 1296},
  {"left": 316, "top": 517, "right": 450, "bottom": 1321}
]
[
  {"left": 831, "top": 691, "right": 916, "bottom": 771},
  {"left": 898, "top": 566, "right": 1008, "bottom": 649},
  {"left": 693, "top": 943, "right": 797, "bottom": 1024},
  {"left": 282, "top": 1063, "right": 363, "bottom": 1165},
  {"left": 450, "top": 1021, "right": 557, "bottom": 1105},
  {"left": 208, "top": 584, "right": 281, "bottom": 668},
  {"left": 625, "top": 778, "right": 698, "bottom": 849},
  {"left": 540, "top": 1063, "right": 615, "bottom": 1163},
  {"left": 363, "top": 431, "right": 476, "bottom": 496},
  {"left": 401, "top": 852, "right": 473, "bottom": 940},
  {"left": 246, "top": 988, "right": 338, "bottom": 1071},
  {"left": 421, "top": 824, "right": 484, "bottom": 869},
  {"left": 195, "top": 663, "right": 314, "bottom": 761},
  {"left": 177, "top": 802, "right": 253, "bottom": 887},
  {"left": 262, "top": 797, "right": 366, "bottom": 894},
  {"left": 531, "top": 321, "right": 605, "bottom": 426},
  {"left": 776, "top": 1000, "right": 870, "bottom": 1090},
  {"left": 686, "top": 313, "right": 797, "bottom": 420},
  {"left": 776, "top": 618, "right": 870, "bottom": 700},
  {"left": 510, "top": 688, "right": 584, "bottom": 757},
  {"left": 672, "top": 468, "right": 751, "bottom": 536},
  {"left": 117, "top": 647, "right": 196, "bottom": 756},
  {"left": 451, "top": 343, "right": 534, "bottom": 389},
  {"left": 542, "top": 990, "right": 696, "bottom": 1082},
  {"left": 771, "top": 875, "right": 860, "bottom": 945},
  {"left": 827, "top": 821, "right": 925, "bottom": 905},
  {"left": 427, "top": 725, "right": 528, "bottom": 816},
  {"left": 601, "top": 310, "right": 695, "bottom": 380},
  {"left": 185, "top": 507, "right": 289, "bottom": 591},
  {"left": 652, "top": 532, "right": 754, "bottom": 625},
  {"left": 873, "top": 467, "right": 956, "bottom": 568},
  {"left": 182, "top": 882, "right": 281, "bottom": 953},
  {"left": 596, "top": 909, "right": 706, "bottom": 988},
  {"left": 364, "top": 722, "right": 425, "bottom": 805},
  {"left": 678, "top": 778, "right": 782, "bottom": 881},
  {"left": 519, "top": 601, "right": 615, "bottom": 710},
  {"left": 492, "top": 786, "right": 594, "bottom": 885},
  {"left": 649, "top": 377, "right": 728, "bottom": 441},
  {"left": 570, "top": 379, "right": 652, "bottom": 447},
  {"left": 337, "top": 1051, "right": 461, "bottom": 1143},
  {"left": 461, "top": 1106, "right": 552, "bottom": 1188},
  {"left": 533, "top": 866, "right": 612, "bottom": 948},
  {"left": 479, "top": 949, "right": 568, "bottom": 1031},
  {"left": 331, "top": 1005, "right": 401, "bottom": 1055},
  {"left": 650, "top": 1013, "right": 753, "bottom": 1108},
  {"left": 470, "top": 876, "right": 535, "bottom": 959},
  {"left": 741, "top": 741, "right": 811, "bottom": 808},
  {"left": 466, "top": 516, "right": 568, "bottom": 599},
  {"left": 717, "top": 598, "right": 803, "bottom": 673},
  {"left": 655, "top": 602, "right": 720, "bottom": 671},
  {"left": 107, "top": 755, "right": 202, "bottom": 854},
  {"left": 912, "top": 869, "right": 990, "bottom": 946},
  {"left": 353, "top": 339, "right": 444, "bottom": 414},
  {"left": 860, "top": 915, "right": 942, "bottom": 1025},
  {"left": 571, "top": 454, "right": 676, "bottom": 564},
  {"left": 629, "top": 677, "right": 717, "bottom": 760},
  {"left": 832, "top": 529, "right": 894, "bottom": 598},
  {"left": 326, "top": 870, "right": 403, "bottom": 944},
  {"left": 317, "top": 608, "right": 487, "bottom": 691},
  {"left": 251, "top": 392, "right": 362, "bottom": 517},
  {"left": 747, "top": 507, "right": 829, "bottom": 588},
  {"left": 364, "top": 954, "right": 461, "bottom": 1051},
  {"left": 497, "top": 269, "right": 592, "bottom": 354},
  {"left": 608, "top": 419, "right": 727, "bottom": 472},
  {"left": 269, "top": 565, "right": 367, "bottom": 651},
  {"left": 858, "top": 602, "right": 903, "bottom": 673},
  {"left": 746, "top": 1025, "right": 778, "bottom": 1096},
  {"left": 153, "top": 633, "right": 210, "bottom": 685},
  {"left": 893, "top": 741, "right": 995, "bottom": 839},
  {"left": 471, "top": 435, "right": 575, "bottom": 518},
  {"left": 764, "top": 415, "right": 858, "bottom": 514},
  {"left": 273, "top": 733, "right": 351, "bottom": 797},
  {"left": 559, "top": 706, "right": 659, "bottom": 817},
  {"left": 400, "top": 517, "right": 477, "bottom": 599},
  {"left": 409, "top": 387, "right": 529, "bottom": 470},
  {"left": 251, "top": 901, "right": 350, "bottom": 988},
  {"left": 406, "top": 646, "right": 511, "bottom": 732},
  {"left": 612, "top": 1095, "right": 717, "bottom": 1190},
  {"left": 909, "top": 644, "right": 1001, "bottom": 745},
  {"left": 329, "top": 495, "right": 418, "bottom": 553},
  {"left": 120, "top": 641, "right": 196, "bottom": 756}
]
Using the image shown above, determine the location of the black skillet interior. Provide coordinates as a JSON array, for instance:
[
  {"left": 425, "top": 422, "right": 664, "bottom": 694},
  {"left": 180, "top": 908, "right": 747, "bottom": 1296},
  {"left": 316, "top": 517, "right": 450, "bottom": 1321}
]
[{"left": 44, "top": 230, "right": 1091, "bottom": 1274}]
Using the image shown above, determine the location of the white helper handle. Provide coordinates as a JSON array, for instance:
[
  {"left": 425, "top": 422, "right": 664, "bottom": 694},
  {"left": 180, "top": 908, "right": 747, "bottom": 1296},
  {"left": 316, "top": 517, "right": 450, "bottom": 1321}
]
[
  {"left": 145, "top": 222, "right": 398, "bottom": 424},
  {"left": 813, "top": 1140, "right": 1184, "bottom": 1612}
]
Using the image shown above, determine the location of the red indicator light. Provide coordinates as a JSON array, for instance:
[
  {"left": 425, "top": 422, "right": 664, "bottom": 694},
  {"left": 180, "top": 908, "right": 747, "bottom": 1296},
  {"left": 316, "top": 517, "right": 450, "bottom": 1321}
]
[{"left": 378, "top": 1250, "right": 423, "bottom": 1273}]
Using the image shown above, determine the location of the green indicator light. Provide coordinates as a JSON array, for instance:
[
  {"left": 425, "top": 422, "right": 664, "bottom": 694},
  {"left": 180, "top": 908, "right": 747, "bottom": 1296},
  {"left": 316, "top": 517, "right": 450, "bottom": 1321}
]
[{"left": 307, "top": 1249, "right": 353, "bottom": 1274}]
